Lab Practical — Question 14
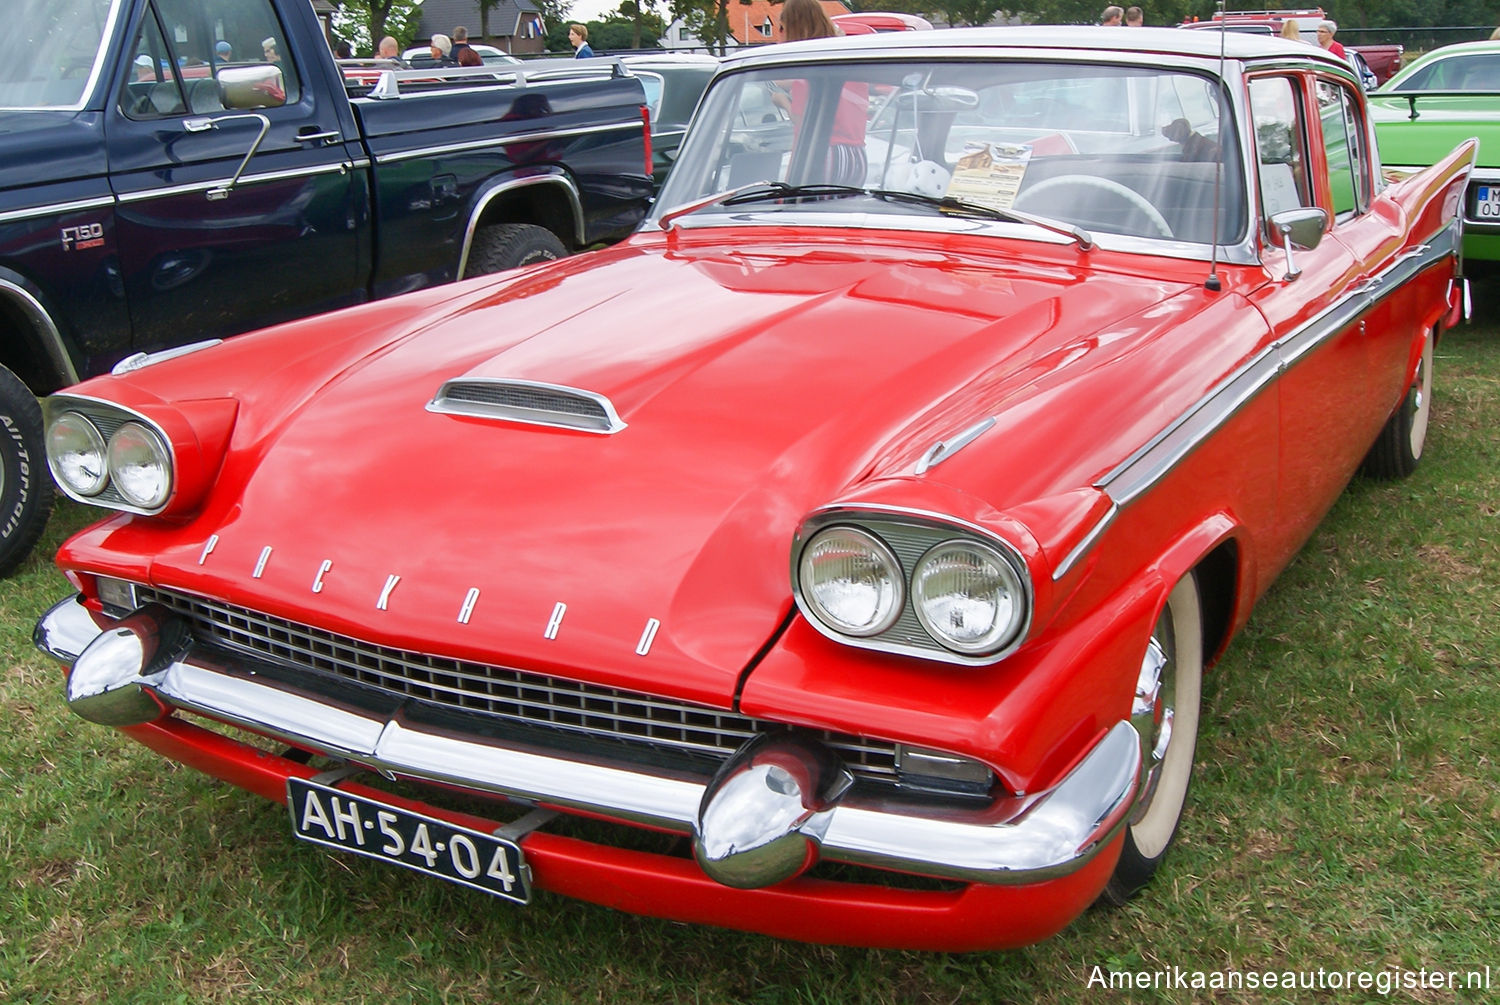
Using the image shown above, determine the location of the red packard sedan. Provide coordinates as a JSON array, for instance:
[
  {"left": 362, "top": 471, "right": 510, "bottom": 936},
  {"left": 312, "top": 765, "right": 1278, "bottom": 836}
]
[{"left": 36, "top": 28, "right": 1472, "bottom": 951}]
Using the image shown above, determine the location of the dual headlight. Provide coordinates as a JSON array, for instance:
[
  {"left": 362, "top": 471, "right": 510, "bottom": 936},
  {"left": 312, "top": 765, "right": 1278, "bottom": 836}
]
[
  {"left": 46, "top": 409, "right": 173, "bottom": 512},
  {"left": 794, "top": 517, "right": 1031, "bottom": 664}
]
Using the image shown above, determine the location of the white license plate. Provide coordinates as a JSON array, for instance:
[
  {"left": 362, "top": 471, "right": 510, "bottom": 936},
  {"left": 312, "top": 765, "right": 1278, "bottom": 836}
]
[
  {"left": 287, "top": 778, "right": 530, "bottom": 904},
  {"left": 1477, "top": 184, "right": 1500, "bottom": 220}
]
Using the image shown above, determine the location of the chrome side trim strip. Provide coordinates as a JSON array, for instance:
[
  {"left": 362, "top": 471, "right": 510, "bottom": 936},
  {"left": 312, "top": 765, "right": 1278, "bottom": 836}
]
[
  {"left": 115, "top": 162, "right": 354, "bottom": 204},
  {"left": 0, "top": 278, "right": 79, "bottom": 385},
  {"left": 0, "top": 196, "right": 116, "bottom": 226},
  {"left": 1100, "top": 225, "right": 1456, "bottom": 511},
  {"left": 37, "top": 596, "right": 1139, "bottom": 886},
  {"left": 1053, "top": 503, "right": 1119, "bottom": 582},
  {"left": 379, "top": 121, "right": 643, "bottom": 165}
]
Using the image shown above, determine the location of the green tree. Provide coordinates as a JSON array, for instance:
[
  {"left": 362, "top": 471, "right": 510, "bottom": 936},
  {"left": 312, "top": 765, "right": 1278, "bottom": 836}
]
[
  {"left": 938, "top": 1, "right": 1003, "bottom": 25},
  {"left": 331, "top": 0, "right": 428, "bottom": 55}
]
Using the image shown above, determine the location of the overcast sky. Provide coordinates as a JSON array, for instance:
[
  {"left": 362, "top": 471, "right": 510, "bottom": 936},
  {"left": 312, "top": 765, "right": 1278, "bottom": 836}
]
[{"left": 566, "top": 0, "right": 627, "bottom": 25}]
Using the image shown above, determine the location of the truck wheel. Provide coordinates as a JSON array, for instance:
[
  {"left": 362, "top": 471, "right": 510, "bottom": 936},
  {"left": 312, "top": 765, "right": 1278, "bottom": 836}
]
[
  {"left": 466, "top": 224, "right": 567, "bottom": 276},
  {"left": 0, "top": 365, "right": 54, "bottom": 577},
  {"left": 1361, "top": 327, "right": 1433, "bottom": 480}
]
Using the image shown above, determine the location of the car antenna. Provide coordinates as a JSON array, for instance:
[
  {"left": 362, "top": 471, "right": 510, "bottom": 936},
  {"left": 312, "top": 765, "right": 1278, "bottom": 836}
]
[{"left": 1204, "top": 0, "right": 1228, "bottom": 293}]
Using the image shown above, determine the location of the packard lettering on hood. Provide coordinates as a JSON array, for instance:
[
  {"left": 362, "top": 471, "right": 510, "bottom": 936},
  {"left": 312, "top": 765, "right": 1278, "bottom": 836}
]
[{"left": 35, "top": 27, "right": 1474, "bottom": 951}]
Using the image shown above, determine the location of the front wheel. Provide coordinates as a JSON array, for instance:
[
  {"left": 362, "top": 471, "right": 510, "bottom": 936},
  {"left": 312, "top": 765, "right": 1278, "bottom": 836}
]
[
  {"left": 1361, "top": 327, "right": 1433, "bottom": 480},
  {"left": 1102, "top": 573, "right": 1203, "bottom": 905},
  {"left": 0, "top": 365, "right": 54, "bottom": 577},
  {"left": 465, "top": 224, "right": 567, "bottom": 276}
]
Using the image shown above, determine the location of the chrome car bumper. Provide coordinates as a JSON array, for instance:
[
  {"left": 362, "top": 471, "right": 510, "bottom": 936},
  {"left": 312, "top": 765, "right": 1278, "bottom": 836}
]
[{"left": 37, "top": 594, "right": 1142, "bottom": 888}]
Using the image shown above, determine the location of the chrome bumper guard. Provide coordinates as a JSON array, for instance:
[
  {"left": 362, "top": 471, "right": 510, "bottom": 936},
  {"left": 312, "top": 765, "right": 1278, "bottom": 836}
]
[{"left": 37, "top": 595, "right": 1141, "bottom": 887}]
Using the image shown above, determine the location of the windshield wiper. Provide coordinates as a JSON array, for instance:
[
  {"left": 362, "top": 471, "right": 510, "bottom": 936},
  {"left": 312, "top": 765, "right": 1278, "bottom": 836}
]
[
  {"left": 657, "top": 181, "right": 863, "bottom": 229},
  {"left": 659, "top": 180, "right": 1093, "bottom": 250},
  {"left": 868, "top": 189, "right": 1094, "bottom": 250}
]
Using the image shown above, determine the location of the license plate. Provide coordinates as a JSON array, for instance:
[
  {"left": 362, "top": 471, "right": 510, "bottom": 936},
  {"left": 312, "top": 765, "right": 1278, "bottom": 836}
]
[
  {"left": 1477, "top": 184, "right": 1500, "bottom": 221},
  {"left": 287, "top": 778, "right": 530, "bottom": 904}
]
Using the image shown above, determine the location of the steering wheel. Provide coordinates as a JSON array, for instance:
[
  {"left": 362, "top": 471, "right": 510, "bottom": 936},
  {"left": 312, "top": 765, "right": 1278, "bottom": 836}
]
[{"left": 1014, "top": 175, "right": 1174, "bottom": 240}]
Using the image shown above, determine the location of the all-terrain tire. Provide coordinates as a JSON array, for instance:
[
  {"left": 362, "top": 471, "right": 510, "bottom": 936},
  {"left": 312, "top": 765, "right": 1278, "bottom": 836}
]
[
  {"left": 0, "top": 365, "right": 54, "bottom": 577},
  {"left": 466, "top": 224, "right": 568, "bottom": 276}
]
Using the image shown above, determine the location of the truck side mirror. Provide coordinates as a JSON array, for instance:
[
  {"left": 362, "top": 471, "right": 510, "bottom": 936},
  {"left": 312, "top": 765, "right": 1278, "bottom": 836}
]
[{"left": 217, "top": 64, "right": 287, "bottom": 110}]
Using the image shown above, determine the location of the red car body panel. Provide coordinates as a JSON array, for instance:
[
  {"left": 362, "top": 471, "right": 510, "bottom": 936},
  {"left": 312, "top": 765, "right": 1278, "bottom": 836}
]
[{"left": 36, "top": 29, "right": 1476, "bottom": 949}]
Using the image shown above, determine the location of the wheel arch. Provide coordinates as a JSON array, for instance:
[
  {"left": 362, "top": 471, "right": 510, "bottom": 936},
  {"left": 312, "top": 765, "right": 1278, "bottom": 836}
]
[
  {"left": 457, "top": 173, "right": 585, "bottom": 278},
  {"left": 0, "top": 270, "right": 81, "bottom": 394},
  {"left": 1143, "top": 512, "right": 1244, "bottom": 669}
]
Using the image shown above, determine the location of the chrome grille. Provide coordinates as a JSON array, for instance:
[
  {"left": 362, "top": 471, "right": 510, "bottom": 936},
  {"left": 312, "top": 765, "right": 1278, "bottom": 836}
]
[{"left": 138, "top": 588, "right": 899, "bottom": 783}]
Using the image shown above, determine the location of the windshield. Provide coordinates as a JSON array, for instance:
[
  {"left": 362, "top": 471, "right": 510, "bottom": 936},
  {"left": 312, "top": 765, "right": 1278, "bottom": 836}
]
[
  {"left": 655, "top": 57, "right": 1246, "bottom": 247},
  {"left": 0, "top": 0, "right": 121, "bottom": 110}
]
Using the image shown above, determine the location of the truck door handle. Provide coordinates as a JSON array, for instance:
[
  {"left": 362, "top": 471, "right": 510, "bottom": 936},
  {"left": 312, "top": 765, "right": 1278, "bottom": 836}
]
[{"left": 296, "top": 128, "right": 342, "bottom": 146}]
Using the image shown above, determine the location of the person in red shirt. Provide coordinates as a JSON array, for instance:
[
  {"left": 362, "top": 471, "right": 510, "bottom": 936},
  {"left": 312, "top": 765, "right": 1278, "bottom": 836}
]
[
  {"left": 1316, "top": 20, "right": 1347, "bottom": 59},
  {"left": 777, "top": 0, "right": 869, "bottom": 186}
]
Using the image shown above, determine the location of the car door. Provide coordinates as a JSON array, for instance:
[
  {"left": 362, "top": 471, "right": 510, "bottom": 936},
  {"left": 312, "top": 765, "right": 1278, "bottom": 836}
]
[
  {"left": 106, "top": 0, "right": 365, "bottom": 353},
  {"left": 1315, "top": 76, "right": 1430, "bottom": 421},
  {"left": 1242, "top": 72, "right": 1372, "bottom": 558}
]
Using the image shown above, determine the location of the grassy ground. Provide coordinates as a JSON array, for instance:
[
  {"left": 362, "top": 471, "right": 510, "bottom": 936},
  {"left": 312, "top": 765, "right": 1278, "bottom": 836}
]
[{"left": 1, "top": 294, "right": 1496, "bottom": 1004}]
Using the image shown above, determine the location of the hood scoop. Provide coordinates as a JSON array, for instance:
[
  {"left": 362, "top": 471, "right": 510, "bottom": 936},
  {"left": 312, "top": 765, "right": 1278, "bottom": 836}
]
[{"left": 426, "top": 378, "right": 626, "bottom": 434}]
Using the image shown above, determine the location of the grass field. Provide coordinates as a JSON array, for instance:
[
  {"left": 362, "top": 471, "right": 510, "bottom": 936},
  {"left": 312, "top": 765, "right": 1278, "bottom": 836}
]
[{"left": 1, "top": 291, "right": 1496, "bottom": 1004}]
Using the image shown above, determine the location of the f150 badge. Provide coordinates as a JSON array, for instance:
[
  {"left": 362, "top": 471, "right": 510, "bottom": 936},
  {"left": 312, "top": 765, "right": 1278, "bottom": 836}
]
[{"left": 60, "top": 223, "right": 105, "bottom": 252}]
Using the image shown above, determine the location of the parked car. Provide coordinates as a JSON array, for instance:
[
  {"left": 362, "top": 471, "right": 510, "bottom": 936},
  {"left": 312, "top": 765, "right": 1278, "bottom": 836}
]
[
  {"left": 1179, "top": 8, "right": 1402, "bottom": 84},
  {"left": 622, "top": 54, "right": 719, "bottom": 192},
  {"left": 0, "top": 0, "right": 652, "bottom": 577},
  {"left": 1370, "top": 41, "right": 1500, "bottom": 264},
  {"left": 403, "top": 43, "right": 522, "bottom": 67},
  {"left": 831, "top": 12, "right": 934, "bottom": 34},
  {"left": 35, "top": 27, "right": 1472, "bottom": 951}
]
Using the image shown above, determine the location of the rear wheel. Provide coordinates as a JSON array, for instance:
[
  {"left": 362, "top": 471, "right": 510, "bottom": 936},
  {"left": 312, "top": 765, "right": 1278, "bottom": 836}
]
[
  {"left": 1102, "top": 573, "right": 1203, "bottom": 905},
  {"left": 1361, "top": 328, "right": 1433, "bottom": 480},
  {"left": 466, "top": 224, "right": 567, "bottom": 276},
  {"left": 0, "top": 365, "right": 54, "bottom": 577}
]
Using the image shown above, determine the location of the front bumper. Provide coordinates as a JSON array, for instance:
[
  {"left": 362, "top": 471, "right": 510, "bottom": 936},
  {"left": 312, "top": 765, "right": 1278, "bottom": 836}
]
[{"left": 38, "top": 593, "right": 1143, "bottom": 948}]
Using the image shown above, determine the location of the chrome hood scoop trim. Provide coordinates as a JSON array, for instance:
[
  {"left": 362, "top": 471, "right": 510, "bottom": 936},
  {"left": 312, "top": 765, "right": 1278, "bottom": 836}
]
[{"left": 427, "top": 378, "right": 626, "bottom": 434}]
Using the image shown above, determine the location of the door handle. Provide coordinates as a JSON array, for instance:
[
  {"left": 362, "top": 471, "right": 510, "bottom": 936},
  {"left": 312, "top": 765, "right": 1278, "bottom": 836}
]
[{"left": 296, "top": 129, "right": 342, "bottom": 146}]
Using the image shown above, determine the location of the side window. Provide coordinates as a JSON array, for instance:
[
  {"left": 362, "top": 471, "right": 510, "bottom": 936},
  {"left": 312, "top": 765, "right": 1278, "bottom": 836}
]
[
  {"left": 121, "top": 6, "right": 187, "bottom": 118},
  {"left": 121, "top": 0, "right": 299, "bottom": 119},
  {"left": 1317, "top": 80, "right": 1369, "bottom": 218},
  {"left": 1247, "top": 76, "right": 1311, "bottom": 228}
]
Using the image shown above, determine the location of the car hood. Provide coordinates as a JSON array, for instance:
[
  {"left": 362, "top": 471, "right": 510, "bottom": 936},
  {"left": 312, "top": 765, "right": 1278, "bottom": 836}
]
[{"left": 144, "top": 235, "right": 1199, "bottom": 706}]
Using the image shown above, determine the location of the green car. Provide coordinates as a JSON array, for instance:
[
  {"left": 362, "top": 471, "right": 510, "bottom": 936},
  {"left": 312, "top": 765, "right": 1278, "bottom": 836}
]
[{"left": 1371, "top": 40, "right": 1500, "bottom": 264}]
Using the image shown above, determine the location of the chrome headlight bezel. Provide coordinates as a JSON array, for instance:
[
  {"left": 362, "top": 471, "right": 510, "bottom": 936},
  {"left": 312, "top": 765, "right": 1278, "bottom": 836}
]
[
  {"left": 42, "top": 396, "right": 176, "bottom": 516},
  {"left": 791, "top": 509, "right": 1034, "bottom": 666}
]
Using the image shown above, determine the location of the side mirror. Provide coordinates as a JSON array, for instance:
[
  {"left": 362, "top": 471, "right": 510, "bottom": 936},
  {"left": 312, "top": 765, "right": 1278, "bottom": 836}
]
[
  {"left": 217, "top": 64, "right": 287, "bottom": 109},
  {"left": 1268, "top": 207, "right": 1328, "bottom": 281}
]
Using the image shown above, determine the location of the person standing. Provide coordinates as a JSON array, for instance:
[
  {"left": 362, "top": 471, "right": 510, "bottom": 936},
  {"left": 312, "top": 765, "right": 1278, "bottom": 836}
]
[
  {"left": 1316, "top": 20, "right": 1347, "bottom": 59},
  {"left": 776, "top": 0, "right": 868, "bottom": 187},
  {"left": 568, "top": 24, "right": 594, "bottom": 58},
  {"left": 1101, "top": 6, "right": 1123, "bottom": 25},
  {"left": 451, "top": 26, "right": 474, "bottom": 64},
  {"left": 429, "top": 33, "right": 457, "bottom": 66},
  {"left": 377, "top": 36, "right": 407, "bottom": 66},
  {"left": 1125, "top": 7, "right": 1144, "bottom": 26}
]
